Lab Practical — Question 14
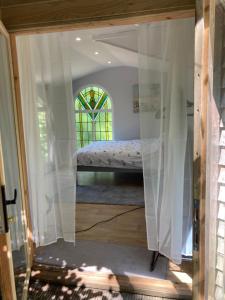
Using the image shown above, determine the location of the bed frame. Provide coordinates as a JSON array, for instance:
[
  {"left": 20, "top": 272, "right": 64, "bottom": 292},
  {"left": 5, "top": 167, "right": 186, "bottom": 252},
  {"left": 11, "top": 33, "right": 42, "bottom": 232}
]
[{"left": 77, "top": 165, "right": 143, "bottom": 173}]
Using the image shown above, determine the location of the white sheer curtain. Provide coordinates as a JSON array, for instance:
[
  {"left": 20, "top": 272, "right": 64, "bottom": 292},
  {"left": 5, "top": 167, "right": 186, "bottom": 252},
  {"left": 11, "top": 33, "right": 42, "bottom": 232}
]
[
  {"left": 139, "top": 18, "right": 194, "bottom": 264},
  {"left": 16, "top": 33, "right": 76, "bottom": 246}
]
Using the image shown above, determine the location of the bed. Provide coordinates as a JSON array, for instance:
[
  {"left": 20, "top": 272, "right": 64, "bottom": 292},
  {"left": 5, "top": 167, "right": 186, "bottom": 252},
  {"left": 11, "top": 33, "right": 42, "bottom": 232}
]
[{"left": 75, "top": 139, "right": 143, "bottom": 172}]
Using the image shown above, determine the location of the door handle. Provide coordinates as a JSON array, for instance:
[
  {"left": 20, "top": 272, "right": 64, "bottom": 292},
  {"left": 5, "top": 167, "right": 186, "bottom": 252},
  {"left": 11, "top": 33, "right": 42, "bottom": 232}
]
[
  {"left": 1, "top": 185, "right": 17, "bottom": 233},
  {"left": 1, "top": 186, "right": 17, "bottom": 205}
]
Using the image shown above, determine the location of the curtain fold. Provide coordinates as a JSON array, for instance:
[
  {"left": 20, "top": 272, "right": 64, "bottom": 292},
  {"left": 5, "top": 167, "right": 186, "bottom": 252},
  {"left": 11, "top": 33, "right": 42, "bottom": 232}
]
[
  {"left": 138, "top": 19, "right": 194, "bottom": 263},
  {"left": 16, "top": 33, "right": 76, "bottom": 246}
]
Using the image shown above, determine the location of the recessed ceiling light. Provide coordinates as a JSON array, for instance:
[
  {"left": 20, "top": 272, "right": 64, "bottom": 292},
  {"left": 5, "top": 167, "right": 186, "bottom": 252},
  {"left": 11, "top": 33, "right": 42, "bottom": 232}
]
[
  {"left": 107, "top": 60, "right": 112, "bottom": 64},
  {"left": 75, "top": 37, "right": 82, "bottom": 41},
  {"left": 134, "top": 24, "right": 139, "bottom": 27},
  {"left": 94, "top": 51, "right": 99, "bottom": 55}
]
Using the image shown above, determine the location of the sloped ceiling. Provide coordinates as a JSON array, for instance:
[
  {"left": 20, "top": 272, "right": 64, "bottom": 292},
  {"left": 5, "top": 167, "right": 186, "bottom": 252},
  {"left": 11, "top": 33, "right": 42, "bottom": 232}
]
[{"left": 69, "top": 24, "right": 139, "bottom": 80}]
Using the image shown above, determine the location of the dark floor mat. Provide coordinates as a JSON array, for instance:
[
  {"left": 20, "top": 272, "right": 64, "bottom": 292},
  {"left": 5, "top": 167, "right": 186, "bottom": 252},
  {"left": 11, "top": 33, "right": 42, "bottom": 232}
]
[{"left": 76, "top": 184, "right": 144, "bottom": 206}]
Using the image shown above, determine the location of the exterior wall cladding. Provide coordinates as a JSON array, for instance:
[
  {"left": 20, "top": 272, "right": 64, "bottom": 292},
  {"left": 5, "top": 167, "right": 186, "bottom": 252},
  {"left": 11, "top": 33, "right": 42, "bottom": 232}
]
[{"left": 211, "top": 6, "right": 225, "bottom": 299}]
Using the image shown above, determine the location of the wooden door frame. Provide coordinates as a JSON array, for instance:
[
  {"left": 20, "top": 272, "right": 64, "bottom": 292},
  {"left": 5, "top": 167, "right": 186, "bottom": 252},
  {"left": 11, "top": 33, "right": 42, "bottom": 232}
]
[
  {"left": 193, "top": 0, "right": 209, "bottom": 299},
  {"left": 0, "top": 20, "right": 32, "bottom": 300},
  {"left": 0, "top": 22, "right": 17, "bottom": 300},
  {"left": 193, "top": 1, "right": 219, "bottom": 299},
  {"left": 0, "top": 1, "right": 211, "bottom": 299}
]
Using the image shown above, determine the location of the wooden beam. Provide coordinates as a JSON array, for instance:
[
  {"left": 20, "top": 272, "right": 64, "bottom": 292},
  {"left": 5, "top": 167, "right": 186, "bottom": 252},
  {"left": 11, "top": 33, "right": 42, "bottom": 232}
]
[
  {"left": 1, "top": 0, "right": 195, "bottom": 33},
  {"left": 0, "top": 0, "right": 50, "bottom": 7},
  {"left": 31, "top": 263, "right": 192, "bottom": 299},
  {"left": 0, "top": 20, "right": 33, "bottom": 298},
  {"left": 9, "top": 33, "right": 35, "bottom": 265},
  {"left": 0, "top": 234, "right": 17, "bottom": 300},
  {"left": 193, "top": 0, "right": 210, "bottom": 299}
]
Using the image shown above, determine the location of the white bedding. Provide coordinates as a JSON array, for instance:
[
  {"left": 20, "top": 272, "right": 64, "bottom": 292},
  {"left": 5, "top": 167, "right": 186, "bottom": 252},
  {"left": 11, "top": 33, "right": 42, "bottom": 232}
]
[{"left": 76, "top": 140, "right": 143, "bottom": 169}]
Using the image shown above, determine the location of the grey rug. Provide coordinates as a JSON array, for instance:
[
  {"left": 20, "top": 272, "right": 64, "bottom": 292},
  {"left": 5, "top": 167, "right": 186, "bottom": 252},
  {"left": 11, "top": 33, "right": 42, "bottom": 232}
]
[
  {"left": 35, "top": 240, "right": 168, "bottom": 279},
  {"left": 76, "top": 184, "right": 145, "bottom": 206}
]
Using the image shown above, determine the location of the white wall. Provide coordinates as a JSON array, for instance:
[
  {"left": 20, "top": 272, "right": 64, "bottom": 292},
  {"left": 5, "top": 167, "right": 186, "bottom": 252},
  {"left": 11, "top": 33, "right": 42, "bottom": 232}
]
[{"left": 73, "top": 66, "right": 140, "bottom": 140}]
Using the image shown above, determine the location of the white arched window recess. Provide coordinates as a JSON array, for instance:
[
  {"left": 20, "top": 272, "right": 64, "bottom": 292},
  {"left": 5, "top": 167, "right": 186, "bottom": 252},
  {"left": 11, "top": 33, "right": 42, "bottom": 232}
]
[{"left": 74, "top": 85, "right": 113, "bottom": 148}]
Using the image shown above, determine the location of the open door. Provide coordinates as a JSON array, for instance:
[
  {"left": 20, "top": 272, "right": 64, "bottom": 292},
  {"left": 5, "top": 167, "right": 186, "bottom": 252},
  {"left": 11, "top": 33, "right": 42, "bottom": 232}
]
[
  {"left": 193, "top": 0, "right": 225, "bottom": 299},
  {"left": 0, "top": 21, "right": 32, "bottom": 300}
]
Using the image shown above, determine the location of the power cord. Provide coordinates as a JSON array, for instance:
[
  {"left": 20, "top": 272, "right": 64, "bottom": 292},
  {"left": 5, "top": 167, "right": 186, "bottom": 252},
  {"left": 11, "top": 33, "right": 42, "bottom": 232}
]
[{"left": 76, "top": 206, "right": 144, "bottom": 234}]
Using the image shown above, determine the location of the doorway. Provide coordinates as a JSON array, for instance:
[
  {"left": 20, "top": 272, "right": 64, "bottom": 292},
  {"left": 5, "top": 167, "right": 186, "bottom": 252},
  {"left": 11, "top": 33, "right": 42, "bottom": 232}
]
[{"left": 13, "top": 20, "right": 193, "bottom": 298}]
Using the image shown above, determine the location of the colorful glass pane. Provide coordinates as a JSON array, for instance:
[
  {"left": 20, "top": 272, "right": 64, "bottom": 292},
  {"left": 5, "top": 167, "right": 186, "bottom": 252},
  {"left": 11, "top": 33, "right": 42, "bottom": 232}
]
[{"left": 75, "top": 86, "right": 113, "bottom": 148}]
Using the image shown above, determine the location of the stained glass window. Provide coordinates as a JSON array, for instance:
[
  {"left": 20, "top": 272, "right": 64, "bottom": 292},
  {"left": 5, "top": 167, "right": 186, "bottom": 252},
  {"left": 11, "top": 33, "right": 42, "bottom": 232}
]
[{"left": 75, "top": 86, "right": 113, "bottom": 148}]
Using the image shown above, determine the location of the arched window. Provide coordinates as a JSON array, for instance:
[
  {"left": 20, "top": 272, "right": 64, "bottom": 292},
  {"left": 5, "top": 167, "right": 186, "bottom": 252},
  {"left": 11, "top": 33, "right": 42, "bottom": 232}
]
[{"left": 75, "top": 86, "right": 113, "bottom": 148}]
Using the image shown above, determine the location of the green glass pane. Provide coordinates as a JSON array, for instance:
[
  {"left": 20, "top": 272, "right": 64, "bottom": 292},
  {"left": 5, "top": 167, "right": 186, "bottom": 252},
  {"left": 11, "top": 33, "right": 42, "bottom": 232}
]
[
  {"left": 78, "top": 94, "right": 90, "bottom": 110},
  {"left": 88, "top": 122, "right": 93, "bottom": 131},
  {"left": 103, "top": 97, "right": 112, "bottom": 109},
  {"left": 96, "top": 121, "right": 100, "bottom": 131},
  {"left": 101, "top": 132, "right": 106, "bottom": 140},
  {"left": 74, "top": 86, "right": 113, "bottom": 145},
  {"left": 83, "top": 131, "right": 88, "bottom": 140},
  {"left": 88, "top": 131, "right": 93, "bottom": 140},
  {"left": 76, "top": 112, "right": 84, "bottom": 123},
  {"left": 108, "top": 122, "right": 112, "bottom": 131},
  {"left": 81, "top": 114, "right": 87, "bottom": 122},
  {"left": 88, "top": 112, "right": 93, "bottom": 120},
  {"left": 75, "top": 98, "right": 84, "bottom": 110},
  {"left": 83, "top": 123, "right": 88, "bottom": 131},
  {"left": 96, "top": 132, "right": 101, "bottom": 140},
  {"left": 95, "top": 92, "right": 108, "bottom": 111},
  {"left": 76, "top": 122, "right": 80, "bottom": 131},
  {"left": 100, "top": 113, "right": 105, "bottom": 122}
]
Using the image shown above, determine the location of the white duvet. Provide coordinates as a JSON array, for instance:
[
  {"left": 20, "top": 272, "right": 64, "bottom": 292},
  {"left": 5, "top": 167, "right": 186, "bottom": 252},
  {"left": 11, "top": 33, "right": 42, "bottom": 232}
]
[{"left": 76, "top": 140, "right": 143, "bottom": 169}]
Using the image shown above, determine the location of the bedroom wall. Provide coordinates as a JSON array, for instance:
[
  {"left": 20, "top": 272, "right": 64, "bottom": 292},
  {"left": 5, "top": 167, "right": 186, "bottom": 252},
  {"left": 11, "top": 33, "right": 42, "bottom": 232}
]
[{"left": 73, "top": 66, "right": 140, "bottom": 140}]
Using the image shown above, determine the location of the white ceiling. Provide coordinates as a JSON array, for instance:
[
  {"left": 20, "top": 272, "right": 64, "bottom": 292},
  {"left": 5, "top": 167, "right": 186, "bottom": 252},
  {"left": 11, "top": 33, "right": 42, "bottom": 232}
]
[{"left": 69, "top": 24, "right": 139, "bottom": 80}]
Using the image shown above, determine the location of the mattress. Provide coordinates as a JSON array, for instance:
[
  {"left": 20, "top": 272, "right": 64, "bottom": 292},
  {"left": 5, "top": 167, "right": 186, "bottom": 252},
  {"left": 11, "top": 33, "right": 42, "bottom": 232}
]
[{"left": 76, "top": 140, "right": 143, "bottom": 170}]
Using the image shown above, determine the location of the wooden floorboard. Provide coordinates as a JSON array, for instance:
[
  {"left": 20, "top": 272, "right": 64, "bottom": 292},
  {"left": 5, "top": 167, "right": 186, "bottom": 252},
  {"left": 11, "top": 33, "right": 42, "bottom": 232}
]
[
  {"left": 166, "top": 261, "right": 192, "bottom": 284},
  {"left": 76, "top": 204, "right": 147, "bottom": 247},
  {"left": 28, "top": 279, "right": 177, "bottom": 300},
  {"left": 31, "top": 263, "right": 192, "bottom": 299}
]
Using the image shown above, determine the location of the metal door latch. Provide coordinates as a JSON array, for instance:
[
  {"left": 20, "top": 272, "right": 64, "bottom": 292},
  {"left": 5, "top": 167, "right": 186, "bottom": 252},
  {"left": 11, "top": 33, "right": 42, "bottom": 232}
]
[{"left": 1, "top": 185, "right": 17, "bottom": 233}]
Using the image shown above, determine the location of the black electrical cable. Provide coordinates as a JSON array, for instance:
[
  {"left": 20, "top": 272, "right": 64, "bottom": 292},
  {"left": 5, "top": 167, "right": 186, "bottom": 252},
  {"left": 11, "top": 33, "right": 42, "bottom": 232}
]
[{"left": 76, "top": 206, "right": 144, "bottom": 234}]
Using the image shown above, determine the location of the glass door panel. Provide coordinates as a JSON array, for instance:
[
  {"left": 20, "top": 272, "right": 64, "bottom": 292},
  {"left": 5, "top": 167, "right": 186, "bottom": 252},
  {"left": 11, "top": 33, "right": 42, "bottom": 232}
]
[{"left": 0, "top": 30, "right": 28, "bottom": 299}]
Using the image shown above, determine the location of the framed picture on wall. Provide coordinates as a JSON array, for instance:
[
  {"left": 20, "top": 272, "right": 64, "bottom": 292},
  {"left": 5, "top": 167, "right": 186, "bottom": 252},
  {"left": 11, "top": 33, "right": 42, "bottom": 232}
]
[{"left": 136, "top": 83, "right": 161, "bottom": 116}]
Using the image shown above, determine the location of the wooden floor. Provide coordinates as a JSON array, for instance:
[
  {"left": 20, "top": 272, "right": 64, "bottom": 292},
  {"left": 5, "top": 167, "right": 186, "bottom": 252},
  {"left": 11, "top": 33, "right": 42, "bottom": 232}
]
[
  {"left": 31, "top": 172, "right": 192, "bottom": 299},
  {"left": 76, "top": 204, "right": 147, "bottom": 247},
  {"left": 76, "top": 172, "right": 147, "bottom": 247},
  {"left": 28, "top": 279, "right": 178, "bottom": 300},
  {"left": 31, "top": 263, "right": 192, "bottom": 299},
  {"left": 167, "top": 261, "right": 192, "bottom": 284}
]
